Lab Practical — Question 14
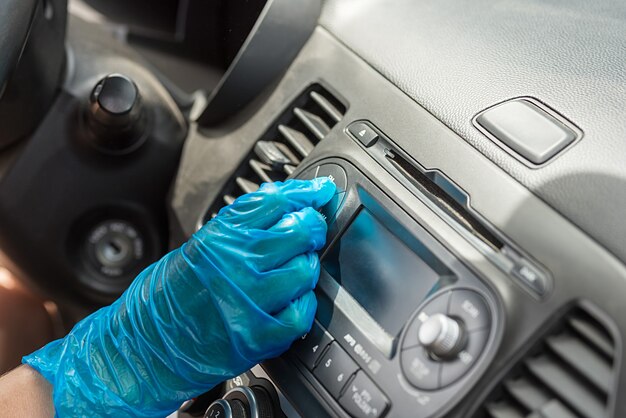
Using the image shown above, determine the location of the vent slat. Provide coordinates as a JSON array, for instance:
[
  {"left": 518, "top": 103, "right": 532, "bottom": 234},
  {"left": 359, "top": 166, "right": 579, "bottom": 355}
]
[
  {"left": 294, "top": 107, "right": 330, "bottom": 140},
  {"left": 475, "top": 309, "right": 614, "bottom": 418},
  {"left": 202, "top": 85, "right": 345, "bottom": 225},
  {"left": 547, "top": 333, "right": 612, "bottom": 393},
  {"left": 278, "top": 125, "right": 315, "bottom": 157},
  {"left": 284, "top": 165, "right": 296, "bottom": 176},
  {"left": 504, "top": 378, "right": 550, "bottom": 411},
  {"left": 310, "top": 91, "right": 343, "bottom": 123},
  {"left": 536, "top": 400, "right": 578, "bottom": 418},
  {"left": 249, "top": 159, "right": 273, "bottom": 183},
  {"left": 236, "top": 177, "right": 259, "bottom": 194},
  {"left": 484, "top": 402, "right": 525, "bottom": 418},
  {"left": 526, "top": 356, "right": 605, "bottom": 418},
  {"left": 568, "top": 316, "right": 614, "bottom": 359}
]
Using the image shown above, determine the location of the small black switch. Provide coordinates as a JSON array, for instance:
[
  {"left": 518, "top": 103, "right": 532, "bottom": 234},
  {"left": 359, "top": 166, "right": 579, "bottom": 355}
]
[
  {"left": 339, "top": 371, "right": 389, "bottom": 418},
  {"left": 293, "top": 321, "right": 333, "bottom": 370},
  {"left": 349, "top": 122, "right": 380, "bottom": 147},
  {"left": 314, "top": 342, "right": 359, "bottom": 398}
]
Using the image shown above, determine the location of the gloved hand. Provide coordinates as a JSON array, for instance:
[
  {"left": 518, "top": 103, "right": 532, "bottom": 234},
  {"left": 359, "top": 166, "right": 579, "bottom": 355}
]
[{"left": 23, "top": 178, "right": 336, "bottom": 418}]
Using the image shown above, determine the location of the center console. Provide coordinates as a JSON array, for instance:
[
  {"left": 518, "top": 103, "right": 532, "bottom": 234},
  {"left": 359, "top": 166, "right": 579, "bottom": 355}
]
[{"left": 279, "top": 158, "right": 502, "bottom": 417}]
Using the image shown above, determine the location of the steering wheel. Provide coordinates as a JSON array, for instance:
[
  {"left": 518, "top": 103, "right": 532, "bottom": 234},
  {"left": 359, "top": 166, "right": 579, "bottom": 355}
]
[
  {"left": 0, "top": 0, "right": 38, "bottom": 94},
  {"left": 0, "top": 0, "right": 66, "bottom": 148}
]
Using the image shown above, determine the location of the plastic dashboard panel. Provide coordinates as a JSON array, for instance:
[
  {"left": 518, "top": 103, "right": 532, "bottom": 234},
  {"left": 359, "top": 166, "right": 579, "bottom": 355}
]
[
  {"left": 170, "top": 28, "right": 626, "bottom": 417},
  {"left": 320, "top": 0, "right": 626, "bottom": 265}
]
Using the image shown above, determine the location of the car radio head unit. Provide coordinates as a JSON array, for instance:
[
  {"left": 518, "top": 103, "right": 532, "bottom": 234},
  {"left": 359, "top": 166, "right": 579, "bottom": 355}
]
[{"left": 267, "top": 158, "right": 503, "bottom": 418}]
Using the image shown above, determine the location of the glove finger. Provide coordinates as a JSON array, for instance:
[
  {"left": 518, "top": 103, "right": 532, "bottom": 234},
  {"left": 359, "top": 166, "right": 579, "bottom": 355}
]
[
  {"left": 250, "top": 252, "right": 320, "bottom": 315},
  {"left": 215, "top": 177, "right": 336, "bottom": 230},
  {"left": 271, "top": 291, "right": 318, "bottom": 343},
  {"left": 251, "top": 207, "right": 327, "bottom": 272}
]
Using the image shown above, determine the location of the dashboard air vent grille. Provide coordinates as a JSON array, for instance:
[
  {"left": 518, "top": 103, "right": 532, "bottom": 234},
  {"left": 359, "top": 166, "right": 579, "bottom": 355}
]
[
  {"left": 204, "top": 84, "right": 346, "bottom": 221},
  {"left": 475, "top": 309, "right": 617, "bottom": 418}
]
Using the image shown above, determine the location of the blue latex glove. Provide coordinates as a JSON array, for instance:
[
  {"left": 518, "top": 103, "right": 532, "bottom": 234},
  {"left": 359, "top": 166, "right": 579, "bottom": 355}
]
[{"left": 23, "top": 178, "right": 336, "bottom": 418}]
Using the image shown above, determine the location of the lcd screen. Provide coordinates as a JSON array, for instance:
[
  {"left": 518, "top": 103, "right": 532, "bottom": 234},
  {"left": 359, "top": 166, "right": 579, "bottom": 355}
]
[{"left": 322, "top": 209, "right": 447, "bottom": 337}]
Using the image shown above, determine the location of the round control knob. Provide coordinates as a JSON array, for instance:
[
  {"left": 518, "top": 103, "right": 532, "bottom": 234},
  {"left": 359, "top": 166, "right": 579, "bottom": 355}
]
[
  {"left": 86, "top": 74, "right": 147, "bottom": 154},
  {"left": 205, "top": 386, "right": 275, "bottom": 418},
  {"left": 418, "top": 313, "right": 465, "bottom": 358},
  {"left": 204, "top": 399, "right": 246, "bottom": 418}
]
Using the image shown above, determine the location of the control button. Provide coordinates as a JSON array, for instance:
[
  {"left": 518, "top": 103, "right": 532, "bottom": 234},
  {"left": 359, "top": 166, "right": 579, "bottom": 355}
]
[
  {"left": 511, "top": 258, "right": 548, "bottom": 295},
  {"left": 316, "top": 164, "right": 348, "bottom": 193},
  {"left": 418, "top": 314, "right": 465, "bottom": 359},
  {"left": 475, "top": 98, "right": 578, "bottom": 165},
  {"left": 86, "top": 74, "right": 147, "bottom": 154},
  {"left": 440, "top": 329, "right": 489, "bottom": 387},
  {"left": 339, "top": 371, "right": 389, "bottom": 418},
  {"left": 402, "top": 291, "right": 451, "bottom": 350},
  {"left": 401, "top": 346, "right": 441, "bottom": 390},
  {"left": 293, "top": 320, "right": 333, "bottom": 370},
  {"left": 448, "top": 290, "right": 490, "bottom": 332},
  {"left": 204, "top": 401, "right": 230, "bottom": 418},
  {"left": 320, "top": 192, "right": 346, "bottom": 222},
  {"left": 314, "top": 342, "right": 359, "bottom": 398},
  {"left": 348, "top": 122, "right": 380, "bottom": 148},
  {"left": 296, "top": 163, "right": 348, "bottom": 223}
]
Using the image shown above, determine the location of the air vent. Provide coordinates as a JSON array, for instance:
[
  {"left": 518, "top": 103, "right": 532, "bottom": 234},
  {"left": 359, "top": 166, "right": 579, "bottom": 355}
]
[
  {"left": 475, "top": 309, "right": 618, "bottom": 418},
  {"left": 204, "top": 84, "right": 346, "bottom": 221}
]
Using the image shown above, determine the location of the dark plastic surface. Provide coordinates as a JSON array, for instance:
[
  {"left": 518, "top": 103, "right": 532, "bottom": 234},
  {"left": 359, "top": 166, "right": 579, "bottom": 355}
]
[
  {"left": 348, "top": 122, "right": 379, "bottom": 148},
  {"left": 294, "top": 320, "right": 335, "bottom": 370},
  {"left": 314, "top": 342, "right": 360, "bottom": 398},
  {"left": 338, "top": 371, "right": 389, "bottom": 418},
  {"left": 0, "top": 17, "right": 187, "bottom": 305},
  {"left": 197, "top": 0, "right": 322, "bottom": 125},
  {"left": 475, "top": 99, "right": 579, "bottom": 165},
  {"left": 0, "top": 0, "right": 67, "bottom": 148}
]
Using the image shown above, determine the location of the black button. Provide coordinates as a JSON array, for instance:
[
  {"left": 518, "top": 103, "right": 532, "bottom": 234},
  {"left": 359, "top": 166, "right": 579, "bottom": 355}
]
[
  {"left": 400, "top": 346, "right": 441, "bottom": 390},
  {"left": 339, "top": 371, "right": 389, "bottom": 418},
  {"left": 402, "top": 291, "right": 451, "bottom": 350},
  {"left": 204, "top": 403, "right": 226, "bottom": 418},
  {"left": 293, "top": 321, "right": 333, "bottom": 370},
  {"left": 440, "top": 329, "right": 489, "bottom": 387},
  {"left": 349, "top": 122, "right": 380, "bottom": 147},
  {"left": 316, "top": 164, "right": 348, "bottom": 193},
  {"left": 448, "top": 290, "right": 490, "bottom": 332},
  {"left": 314, "top": 343, "right": 359, "bottom": 398}
]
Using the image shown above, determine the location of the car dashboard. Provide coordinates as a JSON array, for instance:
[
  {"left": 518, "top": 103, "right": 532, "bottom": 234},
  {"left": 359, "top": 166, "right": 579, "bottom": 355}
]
[
  {"left": 166, "top": 1, "right": 626, "bottom": 416},
  {"left": 1, "top": 0, "right": 625, "bottom": 417}
]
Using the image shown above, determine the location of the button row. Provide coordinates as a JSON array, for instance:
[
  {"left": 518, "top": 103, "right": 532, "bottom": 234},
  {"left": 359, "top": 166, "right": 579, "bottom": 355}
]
[
  {"left": 293, "top": 321, "right": 389, "bottom": 418},
  {"left": 400, "top": 290, "right": 491, "bottom": 390}
]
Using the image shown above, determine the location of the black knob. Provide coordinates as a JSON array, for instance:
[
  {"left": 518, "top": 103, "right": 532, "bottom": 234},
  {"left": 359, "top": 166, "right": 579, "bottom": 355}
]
[
  {"left": 86, "top": 74, "right": 147, "bottom": 154},
  {"left": 205, "top": 386, "right": 276, "bottom": 418}
]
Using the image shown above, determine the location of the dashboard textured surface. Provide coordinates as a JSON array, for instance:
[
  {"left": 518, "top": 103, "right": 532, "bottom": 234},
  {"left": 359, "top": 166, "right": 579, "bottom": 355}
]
[{"left": 321, "top": 0, "right": 626, "bottom": 262}]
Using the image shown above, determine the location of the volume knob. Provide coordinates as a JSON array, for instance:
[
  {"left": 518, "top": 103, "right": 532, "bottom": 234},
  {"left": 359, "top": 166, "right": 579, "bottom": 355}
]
[{"left": 418, "top": 313, "right": 465, "bottom": 358}]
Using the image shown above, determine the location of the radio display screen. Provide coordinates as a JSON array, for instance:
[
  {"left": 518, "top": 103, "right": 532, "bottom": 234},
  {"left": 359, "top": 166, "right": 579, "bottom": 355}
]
[{"left": 322, "top": 209, "right": 448, "bottom": 338}]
